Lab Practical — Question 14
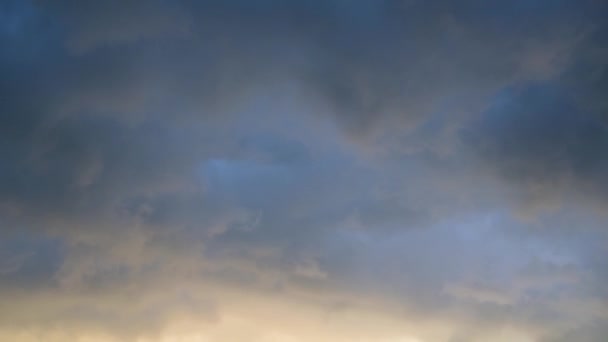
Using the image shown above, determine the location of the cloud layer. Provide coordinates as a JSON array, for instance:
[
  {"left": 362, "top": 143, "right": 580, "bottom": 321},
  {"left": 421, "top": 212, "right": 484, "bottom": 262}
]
[{"left": 1, "top": 0, "right": 608, "bottom": 341}]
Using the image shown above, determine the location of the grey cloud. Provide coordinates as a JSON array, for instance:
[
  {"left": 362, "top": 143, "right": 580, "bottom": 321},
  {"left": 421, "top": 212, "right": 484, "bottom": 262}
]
[
  {"left": 0, "top": 233, "right": 63, "bottom": 289},
  {"left": 463, "top": 84, "right": 608, "bottom": 210},
  {"left": 2, "top": 0, "right": 608, "bottom": 341},
  {"left": 42, "top": 0, "right": 191, "bottom": 54},
  {"left": 25, "top": 0, "right": 595, "bottom": 135}
]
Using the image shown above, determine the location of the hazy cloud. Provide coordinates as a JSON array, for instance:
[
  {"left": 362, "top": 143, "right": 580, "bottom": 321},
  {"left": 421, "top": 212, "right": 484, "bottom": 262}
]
[{"left": 1, "top": 0, "right": 607, "bottom": 341}]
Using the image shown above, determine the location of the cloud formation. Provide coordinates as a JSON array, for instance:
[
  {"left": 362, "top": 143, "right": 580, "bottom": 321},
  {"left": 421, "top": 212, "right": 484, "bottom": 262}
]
[{"left": 1, "top": 0, "right": 607, "bottom": 341}]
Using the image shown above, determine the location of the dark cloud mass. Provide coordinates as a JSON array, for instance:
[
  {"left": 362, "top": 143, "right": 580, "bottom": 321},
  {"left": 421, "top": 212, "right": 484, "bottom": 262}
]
[
  {"left": 1, "top": 0, "right": 608, "bottom": 341},
  {"left": 464, "top": 84, "right": 608, "bottom": 210}
]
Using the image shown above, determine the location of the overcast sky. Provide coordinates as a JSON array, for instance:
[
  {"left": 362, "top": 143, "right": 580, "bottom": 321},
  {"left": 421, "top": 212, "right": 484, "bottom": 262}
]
[{"left": 1, "top": 1, "right": 608, "bottom": 341}]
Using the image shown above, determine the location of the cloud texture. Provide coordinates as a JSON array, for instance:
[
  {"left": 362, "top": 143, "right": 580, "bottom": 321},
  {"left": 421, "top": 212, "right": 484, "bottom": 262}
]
[{"left": 1, "top": 0, "right": 608, "bottom": 341}]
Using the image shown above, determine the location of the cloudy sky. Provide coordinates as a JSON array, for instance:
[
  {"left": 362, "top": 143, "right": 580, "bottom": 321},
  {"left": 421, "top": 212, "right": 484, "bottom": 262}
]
[{"left": 1, "top": 1, "right": 608, "bottom": 341}]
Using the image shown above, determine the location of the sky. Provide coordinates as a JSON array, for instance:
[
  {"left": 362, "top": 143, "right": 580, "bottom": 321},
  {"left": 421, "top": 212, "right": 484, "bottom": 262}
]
[{"left": 1, "top": 0, "right": 608, "bottom": 341}]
